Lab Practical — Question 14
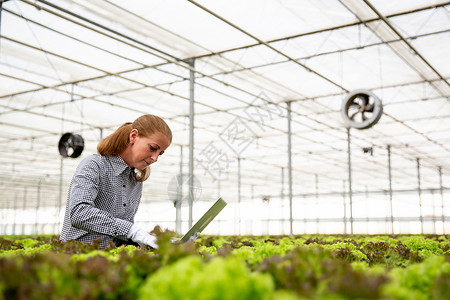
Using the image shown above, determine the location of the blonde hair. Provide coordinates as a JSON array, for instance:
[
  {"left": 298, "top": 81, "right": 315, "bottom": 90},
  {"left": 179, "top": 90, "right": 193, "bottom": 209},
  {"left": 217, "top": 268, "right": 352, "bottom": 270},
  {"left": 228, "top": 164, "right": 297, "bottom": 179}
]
[{"left": 97, "top": 114, "right": 172, "bottom": 182}]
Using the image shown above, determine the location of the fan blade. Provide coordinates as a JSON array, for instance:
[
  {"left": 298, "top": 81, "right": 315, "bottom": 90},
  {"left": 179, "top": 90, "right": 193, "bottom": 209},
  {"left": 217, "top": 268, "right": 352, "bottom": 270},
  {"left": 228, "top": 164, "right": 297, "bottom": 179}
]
[
  {"left": 350, "top": 111, "right": 361, "bottom": 120},
  {"left": 365, "top": 103, "right": 374, "bottom": 112},
  {"left": 361, "top": 112, "right": 367, "bottom": 121},
  {"left": 67, "top": 137, "right": 75, "bottom": 148},
  {"left": 349, "top": 102, "right": 361, "bottom": 112},
  {"left": 358, "top": 94, "right": 369, "bottom": 110},
  {"left": 349, "top": 101, "right": 361, "bottom": 107}
]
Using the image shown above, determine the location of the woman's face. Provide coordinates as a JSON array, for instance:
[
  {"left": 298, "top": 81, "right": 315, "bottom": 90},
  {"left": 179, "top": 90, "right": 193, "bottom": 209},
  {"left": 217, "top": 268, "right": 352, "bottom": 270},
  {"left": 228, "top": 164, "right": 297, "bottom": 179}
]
[{"left": 123, "top": 129, "right": 171, "bottom": 170}]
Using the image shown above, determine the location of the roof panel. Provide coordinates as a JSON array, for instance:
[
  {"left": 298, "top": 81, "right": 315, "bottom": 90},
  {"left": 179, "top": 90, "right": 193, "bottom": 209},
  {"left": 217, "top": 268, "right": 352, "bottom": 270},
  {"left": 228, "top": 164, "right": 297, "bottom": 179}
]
[
  {"left": 250, "top": 61, "right": 342, "bottom": 98},
  {"left": 369, "top": 0, "right": 449, "bottom": 16},
  {"left": 196, "top": 0, "right": 356, "bottom": 40},
  {"left": 410, "top": 33, "right": 450, "bottom": 78},
  {"left": 108, "top": 0, "right": 256, "bottom": 55},
  {"left": 389, "top": 6, "right": 450, "bottom": 37}
]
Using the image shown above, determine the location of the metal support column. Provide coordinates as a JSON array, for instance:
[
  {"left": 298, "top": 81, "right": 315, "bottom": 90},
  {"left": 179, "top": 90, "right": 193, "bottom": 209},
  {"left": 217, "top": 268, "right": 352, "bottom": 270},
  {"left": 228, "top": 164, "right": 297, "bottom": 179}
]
[
  {"left": 22, "top": 186, "right": 27, "bottom": 234},
  {"left": 57, "top": 157, "right": 64, "bottom": 234},
  {"left": 0, "top": 196, "right": 4, "bottom": 234},
  {"left": 237, "top": 156, "right": 241, "bottom": 235},
  {"left": 365, "top": 186, "right": 369, "bottom": 232},
  {"left": 13, "top": 193, "right": 17, "bottom": 235},
  {"left": 387, "top": 145, "right": 394, "bottom": 234},
  {"left": 251, "top": 184, "right": 254, "bottom": 234},
  {"left": 432, "top": 189, "right": 436, "bottom": 234},
  {"left": 315, "top": 174, "right": 319, "bottom": 233},
  {"left": 188, "top": 58, "right": 195, "bottom": 228},
  {"left": 417, "top": 158, "right": 424, "bottom": 234},
  {"left": 176, "top": 145, "right": 183, "bottom": 234},
  {"left": 346, "top": 128, "right": 354, "bottom": 234},
  {"left": 281, "top": 167, "right": 285, "bottom": 234},
  {"left": 287, "top": 101, "right": 293, "bottom": 236},
  {"left": 217, "top": 179, "right": 221, "bottom": 195},
  {"left": 35, "top": 178, "right": 42, "bottom": 236},
  {"left": 343, "top": 180, "right": 347, "bottom": 234},
  {"left": 439, "top": 167, "right": 445, "bottom": 234},
  {"left": 217, "top": 179, "right": 221, "bottom": 233}
]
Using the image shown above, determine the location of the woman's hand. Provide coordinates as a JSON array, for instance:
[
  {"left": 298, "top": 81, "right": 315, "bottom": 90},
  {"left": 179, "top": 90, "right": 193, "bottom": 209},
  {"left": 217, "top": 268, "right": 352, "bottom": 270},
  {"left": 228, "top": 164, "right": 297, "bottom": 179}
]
[{"left": 127, "top": 224, "right": 159, "bottom": 249}]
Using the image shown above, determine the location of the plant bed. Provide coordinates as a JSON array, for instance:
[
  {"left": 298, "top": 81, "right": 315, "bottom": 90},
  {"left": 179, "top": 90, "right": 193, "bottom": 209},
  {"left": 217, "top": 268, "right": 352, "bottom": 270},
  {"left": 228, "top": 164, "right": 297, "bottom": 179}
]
[{"left": 1, "top": 232, "right": 449, "bottom": 299}]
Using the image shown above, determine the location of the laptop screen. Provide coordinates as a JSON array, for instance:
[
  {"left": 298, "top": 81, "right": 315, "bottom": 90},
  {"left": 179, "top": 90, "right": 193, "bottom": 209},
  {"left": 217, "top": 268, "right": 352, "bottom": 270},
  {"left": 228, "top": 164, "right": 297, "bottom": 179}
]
[{"left": 180, "top": 197, "right": 227, "bottom": 243}]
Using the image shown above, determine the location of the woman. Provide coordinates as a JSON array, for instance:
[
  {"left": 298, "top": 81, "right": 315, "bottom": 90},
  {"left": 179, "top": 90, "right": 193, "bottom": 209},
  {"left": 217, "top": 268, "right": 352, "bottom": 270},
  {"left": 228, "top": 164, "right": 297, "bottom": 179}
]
[{"left": 60, "top": 114, "right": 172, "bottom": 249}]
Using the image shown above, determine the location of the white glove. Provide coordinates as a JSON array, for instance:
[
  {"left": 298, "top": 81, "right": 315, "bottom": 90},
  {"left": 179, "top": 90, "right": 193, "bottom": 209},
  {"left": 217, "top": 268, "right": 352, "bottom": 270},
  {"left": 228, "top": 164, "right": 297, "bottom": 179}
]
[
  {"left": 170, "top": 237, "right": 181, "bottom": 244},
  {"left": 127, "top": 224, "right": 159, "bottom": 249}
]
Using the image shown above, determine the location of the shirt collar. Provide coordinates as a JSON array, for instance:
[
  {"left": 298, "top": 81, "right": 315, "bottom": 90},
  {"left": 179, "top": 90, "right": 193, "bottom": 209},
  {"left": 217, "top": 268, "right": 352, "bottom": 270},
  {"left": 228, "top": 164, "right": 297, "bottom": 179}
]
[{"left": 108, "top": 155, "right": 132, "bottom": 177}]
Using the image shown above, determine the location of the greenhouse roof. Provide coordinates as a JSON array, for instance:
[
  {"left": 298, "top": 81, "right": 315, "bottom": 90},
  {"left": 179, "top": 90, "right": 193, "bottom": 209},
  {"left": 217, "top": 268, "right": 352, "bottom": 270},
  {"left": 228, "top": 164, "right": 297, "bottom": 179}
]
[{"left": 0, "top": 0, "right": 449, "bottom": 214}]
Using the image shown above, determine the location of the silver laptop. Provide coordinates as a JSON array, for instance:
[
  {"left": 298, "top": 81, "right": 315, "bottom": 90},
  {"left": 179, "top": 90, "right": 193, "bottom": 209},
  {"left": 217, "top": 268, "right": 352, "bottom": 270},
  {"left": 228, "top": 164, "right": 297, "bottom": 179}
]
[{"left": 180, "top": 197, "right": 227, "bottom": 243}]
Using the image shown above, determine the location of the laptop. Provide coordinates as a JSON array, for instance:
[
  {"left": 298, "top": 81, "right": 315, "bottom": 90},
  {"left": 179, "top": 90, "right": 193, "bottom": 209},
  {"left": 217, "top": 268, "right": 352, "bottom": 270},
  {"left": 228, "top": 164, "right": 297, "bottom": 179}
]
[{"left": 179, "top": 197, "right": 227, "bottom": 243}]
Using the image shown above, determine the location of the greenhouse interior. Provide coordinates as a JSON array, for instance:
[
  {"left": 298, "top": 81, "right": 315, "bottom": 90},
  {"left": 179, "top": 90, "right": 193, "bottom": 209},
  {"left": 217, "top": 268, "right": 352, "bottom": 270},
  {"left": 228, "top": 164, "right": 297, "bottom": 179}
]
[{"left": 1, "top": 0, "right": 449, "bottom": 237}]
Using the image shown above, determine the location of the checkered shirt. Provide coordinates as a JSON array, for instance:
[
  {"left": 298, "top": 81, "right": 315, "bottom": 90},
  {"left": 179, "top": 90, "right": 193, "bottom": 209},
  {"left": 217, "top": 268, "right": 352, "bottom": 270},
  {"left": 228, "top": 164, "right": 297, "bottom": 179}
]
[{"left": 60, "top": 154, "right": 142, "bottom": 248}]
